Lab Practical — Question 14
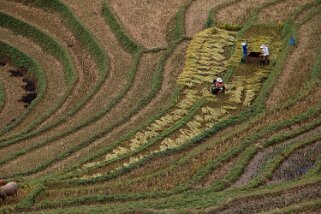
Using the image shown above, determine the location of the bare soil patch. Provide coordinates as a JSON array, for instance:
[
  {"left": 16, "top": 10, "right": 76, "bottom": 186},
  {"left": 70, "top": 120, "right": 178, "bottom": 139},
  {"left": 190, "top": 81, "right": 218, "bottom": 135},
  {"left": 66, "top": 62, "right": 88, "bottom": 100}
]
[
  {"left": 185, "top": 0, "right": 226, "bottom": 37},
  {"left": 267, "top": 13, "right": 321, "bottom": 109},
  {"left": 258, "top": 0, "right": 313, "bottom": 23},
  {"left": 270, "top": 141, "right": 321, "bottom": 184},
  {"left": 216, "top": 0, "right": 269, "bottom": 25},
  {"left": 109, "top": 0, "right": 185, "bottom": 48}
]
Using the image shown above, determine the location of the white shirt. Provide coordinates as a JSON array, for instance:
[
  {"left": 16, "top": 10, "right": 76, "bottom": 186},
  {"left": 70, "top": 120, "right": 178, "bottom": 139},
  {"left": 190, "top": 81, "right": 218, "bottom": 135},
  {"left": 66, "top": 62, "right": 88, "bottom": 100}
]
[{"left": 262, "top": 47, "right": 269, "bottom": 56}]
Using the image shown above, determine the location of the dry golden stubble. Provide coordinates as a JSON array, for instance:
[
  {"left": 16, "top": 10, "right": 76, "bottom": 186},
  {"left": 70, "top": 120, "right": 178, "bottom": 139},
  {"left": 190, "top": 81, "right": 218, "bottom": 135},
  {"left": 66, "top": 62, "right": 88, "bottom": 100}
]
[{"left": 109, "top": 0, "right": 185, "bottom": 48}]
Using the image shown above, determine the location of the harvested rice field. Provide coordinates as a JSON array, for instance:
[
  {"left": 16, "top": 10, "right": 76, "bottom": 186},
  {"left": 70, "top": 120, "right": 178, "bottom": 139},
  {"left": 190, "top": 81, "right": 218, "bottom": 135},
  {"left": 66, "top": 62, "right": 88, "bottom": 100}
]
[{"left": 1, "top": 0, "right": 321, "bottom": 213}]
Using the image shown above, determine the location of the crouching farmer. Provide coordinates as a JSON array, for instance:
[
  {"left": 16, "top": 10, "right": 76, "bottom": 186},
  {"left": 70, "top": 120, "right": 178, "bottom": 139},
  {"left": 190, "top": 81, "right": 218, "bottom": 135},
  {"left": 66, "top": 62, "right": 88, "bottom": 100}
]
[
  {"left": 211, "top": 77, "right": 226, "bottom": 95},
  {"left": 0, "top": 182, "right": 18, "bottom": 202}
]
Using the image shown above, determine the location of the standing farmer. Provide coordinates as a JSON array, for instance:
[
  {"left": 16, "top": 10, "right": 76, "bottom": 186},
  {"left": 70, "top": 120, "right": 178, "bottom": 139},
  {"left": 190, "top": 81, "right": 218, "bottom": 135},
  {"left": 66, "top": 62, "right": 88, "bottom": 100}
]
[
  {"left": 260, "top": 44, "right": 270, "bottom": 66},
  {"left": 241, "top": 41, "right": 248, "bottom": 63}
]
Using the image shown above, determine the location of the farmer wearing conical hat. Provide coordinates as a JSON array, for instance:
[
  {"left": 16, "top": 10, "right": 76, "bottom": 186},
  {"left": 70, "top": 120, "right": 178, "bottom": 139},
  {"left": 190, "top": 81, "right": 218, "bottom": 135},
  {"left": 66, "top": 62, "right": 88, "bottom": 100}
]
[{"left": 211, "top": 77, "right": 225, "bottom": 95}]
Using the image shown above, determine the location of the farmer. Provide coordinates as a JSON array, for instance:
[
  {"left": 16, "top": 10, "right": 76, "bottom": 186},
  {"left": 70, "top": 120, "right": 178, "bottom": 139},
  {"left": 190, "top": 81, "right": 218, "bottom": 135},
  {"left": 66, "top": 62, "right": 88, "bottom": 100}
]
[
  {"left": 211, "top": 77, "right": 225, "bottom": 95},
  {"left": 260, "top": 44, "right": 270, "bottom": 66},
  {"left": 241, "top": 41, "right": 248, "bottom": 63}
]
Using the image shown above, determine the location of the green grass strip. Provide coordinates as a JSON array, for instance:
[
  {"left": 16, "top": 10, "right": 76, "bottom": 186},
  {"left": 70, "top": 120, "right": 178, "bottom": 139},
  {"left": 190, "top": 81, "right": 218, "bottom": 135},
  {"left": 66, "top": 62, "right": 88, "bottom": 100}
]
[
  {"left": 166, "top": 0, "right": 193, "bottom": 43},
  {"left": 102, "top": 1, "right": 142, "bottom": 54},
  {"left": 15, "top": 184, "right": 45, "bottom": 210},
  {"left": 206, "top": 0, "right": 242, "bottom": 28},
  {"left": 34, "top": 0, "right": 107, "bottom": 76},
  {"left": 271, "top": 4, "right": 321, "bottom": 112},
  {"left": 202, "top": 176, "right": 321, "bottom": 212}
]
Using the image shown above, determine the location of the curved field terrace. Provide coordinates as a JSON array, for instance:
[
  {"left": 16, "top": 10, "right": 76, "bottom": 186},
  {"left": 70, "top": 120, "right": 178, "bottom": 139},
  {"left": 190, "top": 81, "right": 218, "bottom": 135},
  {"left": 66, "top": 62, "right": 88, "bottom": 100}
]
[{"left": 1, "top": 0, "right": 321, "bottom": 213}]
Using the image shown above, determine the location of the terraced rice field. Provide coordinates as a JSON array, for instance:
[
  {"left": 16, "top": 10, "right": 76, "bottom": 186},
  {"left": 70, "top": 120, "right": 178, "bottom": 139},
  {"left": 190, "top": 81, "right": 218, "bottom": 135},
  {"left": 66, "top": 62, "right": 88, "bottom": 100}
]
[{"left": 1, "top": 0, "right": 321, "bottom": 213}]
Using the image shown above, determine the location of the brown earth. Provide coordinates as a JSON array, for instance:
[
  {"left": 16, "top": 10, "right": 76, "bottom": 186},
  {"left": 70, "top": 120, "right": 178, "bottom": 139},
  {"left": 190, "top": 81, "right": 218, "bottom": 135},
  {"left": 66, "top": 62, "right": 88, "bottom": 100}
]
[
  {"left": 258, "top": 0, "right": 313, "bottom": 24},
  {"left": 109, "top": 0, "right": 186, "bottom": 49},
  {"left": 185, "top": 0, "right": 226, "bottom": 37},
  {"left": 294, "top": 1, "right": 319, "bottom": 25},
  {"left": 270, "top": 141, "right": 321, "bottom": 184},
  {"left": 216, "top": 0, "right": 270, "bottom": 25},
  {"left": 196, "top": 156, "right": 239, "bottom": 188},
  {"left": 0, "top": 64, "right": 26, "bottom": 129}
]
